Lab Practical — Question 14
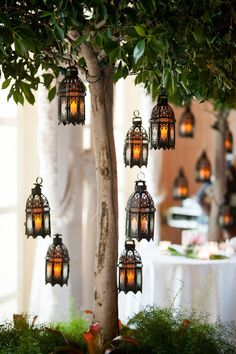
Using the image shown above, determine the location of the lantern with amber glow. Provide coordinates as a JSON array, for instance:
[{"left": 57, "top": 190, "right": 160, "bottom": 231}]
[
  {"left": 118, "top": 239, "right": 142, "bottom": 293},
  {"left": 149, "top": 88, "right": 176, "bottom": 149},
  {"left": 45, "top": 234, "right": 70, "bottom": 286},
  {"left": 195, "top": 151, "right": 211, "bottom": 183},
  {"left": 224, "top": 128, "right": 233, "bottom": 153},
  {"left": 25, "top": 178, "right": 51, "bottom": 238},
  {"left": 218, "top": 204, "right": 234, "bottom": 229},
  {"left": 179, "top": 103, "right": 195, "bottom": 137},
  {"left": 124, "top": 111, "right": 149, "bottom": 168},
  {"left": 125, "top": 178, "right": 156, "bottom": 242},
  {"left": 58, "top": 66, "right": 86, "bottom": 125},
  {"left": 172, "top": 168, "right": 189, "bottom": 200}
]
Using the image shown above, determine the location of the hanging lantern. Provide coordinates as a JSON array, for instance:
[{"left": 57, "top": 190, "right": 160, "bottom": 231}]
[
  {"left": 218, "top": 204, "right": 234, "bottom": 229},
  {"left": 45, "top": 234, "right": 70, "bottom": 286},
  {"left": 172, "top": 168, "right": 189, "bottom": 200},
  {"left": 118, "top": 239, "right": 142, "bottom": 294},
  {"left": 125, "top": 176, "right": 156, "bottom": 242},
  {"left": 195, "top": 151, "right": 211, "bottom": 183},
  {"left": 179, "top": 103, "right": 195, "bottom": 138},
  {"left": 25, "top": 177, "right": 51, "bottom": 238},
  {"left": 124, "top": 111, "right": 149, "bottom": 168},
  {"left": 58, "top": 66, "right": 86, "bottom": 125},
  {"left": 149, "top": 87, "right": 176, "bottom": 150},
  {"left": 224, "top": 128, "right": 233, "bottom": 153}
]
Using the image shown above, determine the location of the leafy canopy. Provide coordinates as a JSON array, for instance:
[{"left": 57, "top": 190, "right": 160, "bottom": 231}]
[{"left": 0, "top": 0, "right": 235, "bottom": 108}]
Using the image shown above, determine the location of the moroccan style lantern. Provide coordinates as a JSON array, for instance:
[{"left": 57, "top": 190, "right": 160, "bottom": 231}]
[
  {"left": 45, "top": 234, "right": 70, "bottom": 286},
  {"left": 195, "top": 150, "right": 211, "bottom": 183},
  {"left": 125, "top": 177, "right": 156, "bottom": 242},
  {"left": 58, "top": 66, "right": 86, "bottom": 125},
  {"left": 172, "top": 168, "right": 189, "bottom": 200},
  {"left": 25, "top": 177, "right": 51, "bottom": 238},
  {"left": 124, "top": 111, "right": 149, "bottom": 168},
  {"left": 179, "top": 103, "right": 195, "bottom": 137},
  {"left": 224, "top": 128, "right": 233, "bottom": 153},
  {"left": 218, "top": 204, "right": 234, "bottom": 229},
  {"left": 118, "top": 239, "right": 142, "bottom": 294},
  {"left": 149, "top": 87, "right": 176, "bottom": 149}
]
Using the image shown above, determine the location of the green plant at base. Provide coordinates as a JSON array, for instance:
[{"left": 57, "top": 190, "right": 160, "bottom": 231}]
[{"left": 121, "top": 306, "right": 236, "bottom": 354}]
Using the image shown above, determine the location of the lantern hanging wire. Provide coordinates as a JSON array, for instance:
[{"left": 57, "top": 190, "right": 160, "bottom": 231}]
[
  {"left": 125, "top": 173, "right": 156, "bottom": 242},
  {"left": 45, "top": 234, "right": 70, "bottom": 286},
  {"left": 195, "top": 150, "right": 211, "bottom": 183},
  {"left": 149, "top": 87, "right": 176, "bottom": 150},
  {"left": 218, "top": 203, "right": 234, "bottom": 229},
  {"left": 25, "top": 177, "right": 51, "bottom": 239},
  {"left": 58, "top": 66, "right": 86, "bottom": 126},
  {"left": 224, "top": 127, "right": 233, "bottom": 153},
  {"left": 118, "top": 239, "right": 143, "bottom": 294},
  {"left": 172, "top": 167, "right": 189, "bottom": 200},
  {"left": 124, "top": 110, "right": 149, "bottom": 168},
  {"left": 179, "top": 102, "right": 195, "bottom": 138}
]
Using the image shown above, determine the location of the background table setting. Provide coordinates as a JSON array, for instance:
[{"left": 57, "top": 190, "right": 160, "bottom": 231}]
[{"left": 118, "top": 235, "right": 236, "bottom": 324}]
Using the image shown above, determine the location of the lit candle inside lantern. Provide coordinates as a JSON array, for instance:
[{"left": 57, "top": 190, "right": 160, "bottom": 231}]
[
  {"left": 53, "top": 260, "right": 62, "bottom": 279},
  {"left": 127, "top": 268, "right": 135, "bottom": 286},
  {"left": 160, "top": 126, "right": 168, "bottom": 141},
  {"left": 141, "top": 215, "right": 148, "bottom": 232},
  {"left": 133, "top": 145, "right": 141, "bottom": 161},
  {"left": 199, "top": 168, "right": 210, "bottom": 179},
  {"left": 225, "top": 139, "right": 232, "bottom": 151},
  {"left": 120, "top": 269, "right": 125, "bottom": 287},
  {"left": 181, "top": 123, "right": 193, "bottom": 134},
  {"left": 70, "top": 100, "right": 78, "bottom": 116},
  {"left": 177, "top": 186, "right": 188, "bottom": 197},
  {"left": 33, "top": 209, "right": 43, "bottom": 231}
]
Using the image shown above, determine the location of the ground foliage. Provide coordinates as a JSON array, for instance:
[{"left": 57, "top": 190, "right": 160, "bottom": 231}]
[{"left": 0, "top": 0, "right": 235, "bottom": 108}]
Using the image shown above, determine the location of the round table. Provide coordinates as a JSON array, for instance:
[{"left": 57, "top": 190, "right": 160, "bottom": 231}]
[{"left": 118, "top": 241, "right": 236, "bottom": 324}]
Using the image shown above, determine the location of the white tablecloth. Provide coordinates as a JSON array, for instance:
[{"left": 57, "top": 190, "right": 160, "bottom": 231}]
[{"left": 118, "top": 241, "right": 236, "bottom": 324}]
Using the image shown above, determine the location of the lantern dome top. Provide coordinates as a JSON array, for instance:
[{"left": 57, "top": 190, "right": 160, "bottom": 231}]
[
  {"left": 150, "top": 88, "right": 175, "bottom": 123},
  {"left": 126, "top": 180, "right": 156, "bottom": 212},
  {"left": 118, "top": 240, "right": 142, "bottom": 266}
]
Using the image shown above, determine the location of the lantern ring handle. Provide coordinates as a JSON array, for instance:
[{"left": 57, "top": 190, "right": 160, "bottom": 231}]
[
  {"left": 133, "top": 110, "right": 140, "bottom": 117},
  {"left": 36, "top": 177, "right": 43, "bottom": 185},
  {"left": 137, "top": 172, "right": 145, "bottom": 181}
]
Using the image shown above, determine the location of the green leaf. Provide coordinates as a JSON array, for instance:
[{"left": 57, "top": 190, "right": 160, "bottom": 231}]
[
  {"left": 20, "top": 82, "right": 35, "bottom": 104},
  {"left": 134, "top": 25, "right": 146, "bottom": 37},
  {"left": 133, "top": 39, "right": 145, "bottom": 63},
  {"left": 13, "top": 90, "right": 24, "bottom": 105},
  {"left": 42, "top": 73, "right": 54, "bottom": 89},
  {"left": 109, "top": 46, "right": 121, "bottom": 63},
  {"left": 48, "top": 86, "right": 57, "bottom": 101},
  {"left": 2, "top": 78, "right": 11, "bottom": 89},
  {"left": 209, "top": 254, "right": 229, "bottom": 260},
  {"left": 54, "top": 24, "right": 64, "bottom": 41},
  {"left": 74, "top": 35, "right": 88, "bottom": 48},
  {"left": 168, "top": 247, "right": 184, "bottom": 257}
]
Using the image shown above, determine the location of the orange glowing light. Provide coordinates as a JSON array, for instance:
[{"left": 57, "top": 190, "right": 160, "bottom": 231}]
[
  {"left": 133, "top": 145, "right": 141, "bottom": 161},
  {"left": 70, "top": 100, "right": 78, "bottom": 116},
  {"left": 140, "top": 215, "right": 148, "bottom": 232},
  {"left": 181, "top": 122, "right": 193, "bottom": 134},
  {"left": 33, "top": 208, "right": 43, "bottom": 231},
  {"left": 199, "top": 168, "right": 210, "bottom": 179},
  {"left": 177, "top": 186, "right": 188, "bottom": 196},
  {"left": 127, "top": 268, "right": 135, "bottom": 286},
  {"left": 160, "top": 126, "right": 168, "bottom": 141},
  {"left": 223, "top": 214, "right": 231, "bottom": 225},
  {"left": 225, "top": 139, "right": 232, "bottom": 151},
  {"left": 120, "top": 269, "right": 125, "bottom": 287}
]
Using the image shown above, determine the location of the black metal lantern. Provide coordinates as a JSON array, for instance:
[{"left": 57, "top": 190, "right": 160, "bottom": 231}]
[
  {"left": 25, "top": 177, "right": 51, "bottom": 238},
  {"left": 58, "top": 66, "right": 86, "bottom": 125},
  {"left": 124, "top": 111, "right": 149, "bottom": 168},
  {"left": 149, "top": 87, "right": 176, "bottom": 150},
  {"left": 172, "top": 168, "right": 189, "bottom": 200},
  {"left": 179, "top": 103, "right": 195, "bottom": 138},
  {"left": 218, "top": 204, "right": 234, "bottom": 229},
  {"left": 45, "top": 234, "right": 70, "bottom": 286},
  {"left": 195, "top": 150, "right": 211, "bottom": 183},
  {"left": 224, "top": 128, "right": 233, "bottom": 153},
  {"left": 125, "top": 177, "right": 156, "bottom": 242},
  {"left": 118, "top": 239, "right": 142, "bottom": 294}
]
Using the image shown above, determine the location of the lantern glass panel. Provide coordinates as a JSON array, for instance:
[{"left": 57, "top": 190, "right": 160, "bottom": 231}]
[{"left": 195, "top": 151, "right": 211, "bottom": 183}]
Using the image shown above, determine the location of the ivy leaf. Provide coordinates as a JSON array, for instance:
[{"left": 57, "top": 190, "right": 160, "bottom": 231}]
[
  {"left": 2, "top": 78, "right": 11, "bottom": 89},
  {"left": 48, "top": 86, "right": 57, "bottom": 101},
  {"left": 133, "top": 39, "right": 145, "bottom": 63}
]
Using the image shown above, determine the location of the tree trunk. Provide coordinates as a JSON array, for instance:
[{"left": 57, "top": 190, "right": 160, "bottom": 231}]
[
  {"left": 208, "top": 110, "right": 229, "bottom": 241},
  {"left": 81, "top": 44, "right": 118, "bottom": 340}
]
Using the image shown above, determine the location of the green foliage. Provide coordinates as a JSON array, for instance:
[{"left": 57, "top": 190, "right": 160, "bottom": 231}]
[
  {"left": 0, "top": 0, "right": 235, "bottom": 107},
  {"left": 121, "top": 306, "right": 236, "bottom": 354}
]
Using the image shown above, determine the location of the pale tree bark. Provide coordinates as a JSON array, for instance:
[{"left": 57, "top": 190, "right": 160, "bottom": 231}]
[
  {"left": 81, "top": 44, "right": 118, "bottom": 340},
  {"left": 208, "top": 110, "right": 230, "bottom": 241}
]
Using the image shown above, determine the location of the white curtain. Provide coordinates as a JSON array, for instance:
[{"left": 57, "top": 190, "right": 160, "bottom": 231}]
[{"left": 29, "top": 84, "right": 97, "bottom": 322}]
